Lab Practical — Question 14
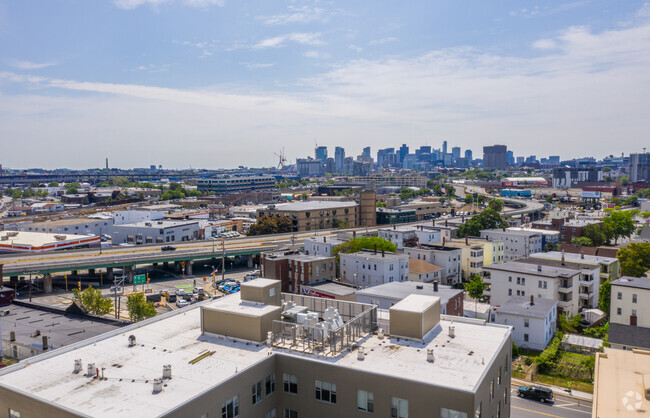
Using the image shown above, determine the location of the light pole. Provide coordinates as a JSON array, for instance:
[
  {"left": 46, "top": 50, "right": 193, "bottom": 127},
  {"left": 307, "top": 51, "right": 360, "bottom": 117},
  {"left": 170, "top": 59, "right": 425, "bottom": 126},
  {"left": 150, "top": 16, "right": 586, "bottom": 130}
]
[
  {"left": 99, "top": 227, "right": 103, "bottom": 255},
  {"left": 221, "top": 237, "right": 225, "bottom": 282}
]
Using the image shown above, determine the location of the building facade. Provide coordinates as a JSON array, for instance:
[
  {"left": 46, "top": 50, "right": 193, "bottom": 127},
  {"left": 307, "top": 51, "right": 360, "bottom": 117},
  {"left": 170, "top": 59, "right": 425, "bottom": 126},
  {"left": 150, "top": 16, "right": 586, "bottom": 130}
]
[
  {"left": 257, "top": 201, "right": 359, "bottom": 232},
  {"left": 111, "top": 220, "right": 200, "bottom": 245},
  {"left": 340, "top": 250, "right": 409, "bottom": 287},
  {"left": 197, "top": 175, "right": 275, "bottom": 194},
  {"left": 483, "top": 145, "right": 508, "bottom": 170},
  {"left": 629, "top": 152, "right": 650, "bottom": 183},
  {"left": 479, "top": 229, "right": 543, "bottom": 262},
  {"left": 494, "top": 296, "right": 557, "bottom": 351},
  {"left": 404, "top": 245, "right": 463, "bottom": 286}
]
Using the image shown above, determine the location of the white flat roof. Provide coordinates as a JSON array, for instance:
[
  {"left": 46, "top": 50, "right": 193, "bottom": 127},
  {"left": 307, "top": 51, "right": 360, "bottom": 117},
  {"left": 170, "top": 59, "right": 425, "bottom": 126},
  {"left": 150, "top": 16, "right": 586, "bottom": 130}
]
[
  {"left": 204, "top": 292, "right": 280, "bottom": 318},
  {"left": 391, "top": 294, "right": 440, "bottom": 313},
  {"left": 241, "top": 278, "right": 278, "bottom": 288},
  {"left": 0, "top": 231, "right": 99, "bottom": 252}
]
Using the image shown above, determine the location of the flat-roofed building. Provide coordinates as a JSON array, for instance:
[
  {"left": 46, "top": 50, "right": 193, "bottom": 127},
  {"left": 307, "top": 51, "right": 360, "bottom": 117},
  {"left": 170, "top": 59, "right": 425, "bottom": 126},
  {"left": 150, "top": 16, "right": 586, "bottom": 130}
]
[
  {"left": 16, "top": 217, "right": 114, "bottom": 237},
  {"left": 445, "top": 238, "right": 505, "bottom": 280},
  {"left": 530, "top": 251, "right": 620, "bottom": 284},
  {"left": 0, "top": 231, "right": 100, "bottom": 254},
  {"left": 404, "top": 244, "right": 462, "bottom": 285},
  {"left": 340, "top": 250, "right": 409, "bottom": 287},
  {"left": 0, "top": 280, "right": 512, "bottom": 418},
  {"left": 111, "top": 219, "right": 200, "bottom": 245},
  {"left": 479, "top": 229, "right": 543, "bottom": 262},
  {"left": 303, "top": 236, "right": 345, "bottom": 257},
  {"left": 531, "top": 218, "right": 602, "bottom": 244},
  {"left": 257, "top": 201, "right": 358, "bottom": 232},
  {"left": 260, "top": 251, "right": 336, "bottom": 293},
  {"left": 197, "top": 175, "right": 275, "bottom": 194}
]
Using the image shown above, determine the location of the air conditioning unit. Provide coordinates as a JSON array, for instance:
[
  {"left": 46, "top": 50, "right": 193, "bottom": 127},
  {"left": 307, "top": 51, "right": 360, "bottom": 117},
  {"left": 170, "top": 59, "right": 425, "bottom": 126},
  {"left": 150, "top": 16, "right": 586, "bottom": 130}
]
[{"left": 53, "top": 235, "right": 67, "bottom": 240}]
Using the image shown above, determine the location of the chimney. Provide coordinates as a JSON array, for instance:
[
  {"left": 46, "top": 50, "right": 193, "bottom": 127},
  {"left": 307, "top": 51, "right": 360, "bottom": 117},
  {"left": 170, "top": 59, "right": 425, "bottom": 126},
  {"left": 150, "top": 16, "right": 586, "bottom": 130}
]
[
  {"left": 561, "top": 251, "right": 565, "bottom": 266},
  {"left": 581, "top": 251, "right": 584, "bottom": 259},
  {"left": 445, "top": 219, "right": 448, "bottom": 227},
  {"left": 393, "top": 224, "right": 396, "bottom": 230},
  {"left": 462, "top": 216, "right": 465, "bottom": 222},
  {"left": 374, "top": 244, "right": 377, "bottom": 255},
  {"left": 381, "top": 250, "right": 385, "bottom": 258},
  {"left": 465, "top": 235, "right": 469, "bottom": 245},
  {"left": 323, "top": 237, "right": 326, "bottom": 243},
  {"left": 353, "top": 231, "right": 356, "bottom": 238},
  {"left": 433, "top": 280, "right": 439, "bottom": 292},
  {"left": 530, "top": 295, "right": 534, "bottom": 306},
  {"left": 9, "top": 331, "right": 15, "bottom": 342},
  {"left": 42, "top": 335, "right": 48, "bottom": 350},
  {"left": 442, "top": 236, "right": 446, "bottom": 246}
]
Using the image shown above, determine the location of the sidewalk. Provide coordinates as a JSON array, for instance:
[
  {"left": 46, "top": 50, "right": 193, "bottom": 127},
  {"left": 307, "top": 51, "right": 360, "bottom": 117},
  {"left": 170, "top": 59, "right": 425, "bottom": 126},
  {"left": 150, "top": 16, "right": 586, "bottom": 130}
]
[{"left": 511, "top": 377, "right": 593, "bottom": 403}]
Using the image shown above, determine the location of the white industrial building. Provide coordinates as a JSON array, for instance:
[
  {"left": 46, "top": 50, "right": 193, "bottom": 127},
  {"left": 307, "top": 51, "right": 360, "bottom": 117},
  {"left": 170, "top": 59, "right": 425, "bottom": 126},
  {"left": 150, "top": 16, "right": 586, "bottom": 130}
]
[
  {"left": 479, "top": 229, "right": 543, "bottom": 262},
  {"left": 494, "top": 296, "right": 557, "bottom": 351},
  {"left": 340, "top": 250, "right": 409, "bottom": 287},
  {"left": 111, "top": 220, "right": 200, "bottom": 245},
  {"left": 112, "top": 210, "right": 164, "bottom": 225}
]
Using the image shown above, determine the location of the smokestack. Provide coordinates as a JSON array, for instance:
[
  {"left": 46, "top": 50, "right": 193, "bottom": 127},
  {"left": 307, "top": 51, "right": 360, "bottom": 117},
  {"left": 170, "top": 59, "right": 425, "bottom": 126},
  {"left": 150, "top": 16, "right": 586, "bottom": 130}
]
[
  {"left": 561, "top": 251, "right": 565, "bottom": 266},
  {"left": 530, "top": 295, "right": 534, "bottom": 306},
  {"left": 381, "top": 250, "right": 385, "bottom": 258},
  {"left": 374, "top": 244, "right": 377, "bottom": 255},
  {"left": 324, "top": 237, "right": 326, "bottom": 243},
  {"left": 433, "top": 281, "right": 439, "bottom": 292},
  {"left": 465, "top": 235, "right": 469, "bottom": 246},
  {"left": 42, "top": 335, "right": 48, "bottom": 350}
]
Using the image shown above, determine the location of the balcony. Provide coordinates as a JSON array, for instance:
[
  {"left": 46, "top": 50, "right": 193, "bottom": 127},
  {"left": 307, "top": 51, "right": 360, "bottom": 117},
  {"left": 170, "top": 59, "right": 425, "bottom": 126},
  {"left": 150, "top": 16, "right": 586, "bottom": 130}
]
[
  {"left": 579, "top": 291, "right": 593, "bottom": 300},
  {"left": 558, "top": 294, "right": 573, "bottom": 303},
  {"left": 558, "top": 279, "right": 573, "bottom": 290},
  {"left": 557, "top": 299, "right": 573, "bottom": 309},
  {"left": 579, "top": 275, "right": 595, "bottom": 285}
]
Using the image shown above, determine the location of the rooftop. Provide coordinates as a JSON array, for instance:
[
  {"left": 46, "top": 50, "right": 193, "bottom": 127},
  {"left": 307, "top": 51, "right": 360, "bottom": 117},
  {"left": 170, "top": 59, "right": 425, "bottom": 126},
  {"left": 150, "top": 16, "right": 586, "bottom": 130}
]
[
  {"left": 355, "top": 281, "right": 461, "bottom": 305},
  {"left": 265, "top": 201, "right": 357, "bottom": 212},
  {"left": 481, "top": 229, "right": 542, "bottom": 237},
  {"left": 0, "top": 294, "right": 511, "bottom": 416},
  {"left": 495, "top": 296, "right": 556, "bottom": 318},
  {"left": 517, "top": 256, "right": 602, "bottom": 272},
  {"left": 19, "top": 217, "right": 111, "bottom": 228},
  {"left": 286, "top": 254, "right": 334, "bottom": 262},
  {"left": 593, "top": 348, "right": 650, "bottom": 417},
  {"left": 114, "top": 219, "right": 199, "bottom": 228},
  {"left": 0, "top": 231, "right": 99, "bottom": 252},
  {"left": 301, "top": 281, "right": 357, "bottom": 297},
  {"left": 409, "top": 259, "right": 442, "bottom": 273},
  {"left": 608, "top": 323, "right": 650, "bottom": 350},
  {"left": 341, "top": 250, "right": 407, "bottom": 261},
  {"left": 610, "top": 276, "right": 650, "bottom": 290},
  {"left": 482, "top": 260, "right": 578, "bottom": 278},
  {"left": 391, "top": 294, "right": 439, "bottom": 313},
  {"left": 530, "top": 251, "right": 618, "bottom": 265}
]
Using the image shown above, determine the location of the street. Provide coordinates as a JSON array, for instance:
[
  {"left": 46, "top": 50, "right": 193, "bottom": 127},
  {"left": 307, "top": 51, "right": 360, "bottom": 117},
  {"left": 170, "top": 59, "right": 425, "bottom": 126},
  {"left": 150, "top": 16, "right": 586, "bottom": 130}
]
[{"left": 511, "top": 387, "right": 592, "bottom": 418}]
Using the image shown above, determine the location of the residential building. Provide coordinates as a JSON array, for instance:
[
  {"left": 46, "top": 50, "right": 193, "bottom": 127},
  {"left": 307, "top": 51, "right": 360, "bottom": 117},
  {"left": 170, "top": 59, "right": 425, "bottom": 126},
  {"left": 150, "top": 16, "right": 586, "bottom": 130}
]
[
  {"left": 531, "top": 218, "right": 603, "bottom": 244},
  {"left": 607, "top": 276, "right": 650, "bottom": 351},
  {"left": 494, "top": 296, "right": 557, "bottom": 351},
  {"left": 16, "top": 217, "right": 114, "bottom": 237},
  {"left": 551, "top": 166, "right": 603, "bottom": 188},
  {"left": 260, "top": 251, "right": 335, "bottom": 293},
  {"left": 529, "top": 251, "right": 620, "bottom": 284},
  {"left": 197, "top": 175, "right": 275, "bottom": 194},
  {"left": 0, "top": 279, "right": 513, "bottom": 418},
  {"left": 340, "top": 250, "right": 409, "bottom": 287},
  {"left": 111, "top": 220, "right": 200, "bottom": 245},
  {"left": 404, "top": 244, "right": 462, "bottom": 286},
  {"left": 483, "top": 145, "right": 508, "bottom": 170},
  {"left": 593, "top": 348, "right": 650, "bottom": 417},
  {"left": 355, "top": 281, "right": 463, "bottom": 316},
  {"left": 479, "top": 229, "right": 543, "bottom": 261},
  {"left": 444, "top": 238, "right": 505, "bottom": 280},
  {"left": 408, "top": 259, "right": 442, "bottom": 283},
  {"left": 483, "top": 256, "right": 601, "bottom": 315},
  {"left": 629, "top": 152, "right": 650, "bottom": 182},
  {"left": 378, "top": 225, "right": 442, "bottom": 250},
  {"left": 303, "top": 236, "right": 345, "bottom": 257},
  {"left": 257, "top": 201, "right": 359, "bottom": 232},
  {"left": 507, "top": 227, "right": 559, "bottom": 250}
]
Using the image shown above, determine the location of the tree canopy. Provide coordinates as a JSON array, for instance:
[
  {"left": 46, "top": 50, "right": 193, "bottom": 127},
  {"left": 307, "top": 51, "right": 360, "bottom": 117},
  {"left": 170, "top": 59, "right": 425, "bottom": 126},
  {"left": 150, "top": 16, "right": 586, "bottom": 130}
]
[
  {"left": 126, "top": 293, "right": 157, "bottom": 322},
  {"left": 457, "top": 208, "right": 508, "bottom": 237},
  {"left": 617, "top": 242, "right": 650, "bottom": 277},
  {"left": 571, "top": 237, "right": 594, "bottom": 247},
  {"left": 248, "top": 216, "right": 293, "bottom": 236},
  {"left": 603, "top": 209, "right": 638, "bottom": 244},
  {"left": 332, "top": 237, "right": 397, "bottom": 259},
  {"left": 72, "top": 286, "right": 113, "bottom": 315},
  {"left": 582, "top": 223, "right": 607, "bottom": 247},
  {"left": 487, "top": 199, "right": 504, "bottom": 212}
]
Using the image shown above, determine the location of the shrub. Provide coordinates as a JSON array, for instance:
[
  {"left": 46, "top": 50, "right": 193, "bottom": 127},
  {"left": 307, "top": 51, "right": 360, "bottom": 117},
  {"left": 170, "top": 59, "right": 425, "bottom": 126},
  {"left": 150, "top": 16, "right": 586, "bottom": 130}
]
[
  {"left": 512, "top": 342, "right": 520, "bottom": 358},
  {"left": 536, "top": 332, "right": 563, "bottom": 373},
  {"left": 525, "top": 357, "right": 533, "bottom": 366}
]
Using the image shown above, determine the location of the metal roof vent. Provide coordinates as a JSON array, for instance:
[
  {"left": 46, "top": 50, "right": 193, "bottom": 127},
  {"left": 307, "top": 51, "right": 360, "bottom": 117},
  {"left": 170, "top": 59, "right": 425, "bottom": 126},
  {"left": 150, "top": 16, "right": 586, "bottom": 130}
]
[
  {"left": 378, "top": 328, "right": 385, "bottom": 339},
  {"left": 153, "top": 378, "right": 163, "bottom": 393},
  {"left": 357, "top": 347, "right": 365, "bottom": 360},
  {"left": 74, "top": 359, "right": 83, "bottom": 374},
  {"left": 162, "top": 365, "right": 172, "bottom": 379},
  {"left": 449, "top": 325, "right": 455, "bottom": 338},
  {"left": 87, "top": 363, "right": 95, "bottom": 377},
  {"left": 128, "top": 335, "right": 136, "bottom": 347},
  {"left": 427, "top": 349, "right": 434, "bottom": 363}
]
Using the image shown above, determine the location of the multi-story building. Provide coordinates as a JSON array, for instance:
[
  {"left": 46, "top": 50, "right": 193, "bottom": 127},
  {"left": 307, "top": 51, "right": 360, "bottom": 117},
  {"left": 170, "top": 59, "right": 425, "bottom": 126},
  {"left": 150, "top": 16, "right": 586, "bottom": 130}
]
[
  {"left": 529, "top": 251, "right": 620, "bottom": 284},
  {"left": 531, "top": 218, "right": 603, "bottom": 244},
  {"left": 376, "top": 148, "right": 395, "bottom": 167},
  {"left": 506, "top": 227, "right": 559, "bottom": 250},
  {"left": 257, "top": 201, "right": 359, "bottom": 232},
  {"left": 297, "top": 158, "right": 323, "bottom": 177},
  {"left": 315, "top": 146, "right": 328, "bottom": 162},
  {"left": 551, "top": 166, "right": 602, "bottom": 188},
  {"left": 408, "top": 259, "right": 442, "bottom": 283},
  {"left": 260, "top": 251, "right": 336, "bottom": 293},
  {"left": 444, "top": 238, "right": 505, "bottom": 280},
  {"left": 483, "top": 145, "right": 508, "bottom": 170},
  {"left": 376, "top": 207, "right": 416, "bottom": 225},
  {"left": 378, "top": 225, "right": 441, "bottom": 250},
  {"left": 303, "top": 236, "right": 345, "bottom": 257},
  {"left": 340, "top": 250, "right": 409, "bottom": 287},
  {"left": 334, "top": 147, "right": 345, "bottom": 172},
  {"left": 112, "top": 209, "right": 164, "bottom": 225},
  {"left": 404, "top": 244, "right": 462, "bottom": 286},
  {"left": 111, "top": 220, "right": 200, "bottom": 245},
  {"left": 608, "top": 276, "right": 650, "bottom": 351},
  {"left": 483, "top": 255, "right": 601, "bottom": 315},
  {"left": 355, "top": 280, "right": 464, "bottom": 316},
  {"left": 494, "top": 296, "right": 557, "bottom": 351},
  {"left": 396, "top": 200, "right": 443, "bottom": 221},
  {"left": 197, "top": 175, "right": 275, "bottom": 194},
  {"left": 0, "top": 279, "right": 513, "bottom": 418},
  {"left": 479, "top": 229, "right": 543, "bottom": 261},
  {"left": 16, "top": 217, "right": 114, "bottom": 237},
  {"left": 346, "top": 173, "right": 428, "bottom": 188},
  {"left": 628, "top": 152, "right": 650, "bottom": 183}
]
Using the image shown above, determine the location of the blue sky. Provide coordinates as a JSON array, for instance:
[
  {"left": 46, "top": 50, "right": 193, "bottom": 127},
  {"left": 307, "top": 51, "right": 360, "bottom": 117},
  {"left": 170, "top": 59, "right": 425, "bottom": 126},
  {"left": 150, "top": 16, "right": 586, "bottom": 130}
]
[{"left": 1, "top": 0, "right": 649, "bottom": 169}]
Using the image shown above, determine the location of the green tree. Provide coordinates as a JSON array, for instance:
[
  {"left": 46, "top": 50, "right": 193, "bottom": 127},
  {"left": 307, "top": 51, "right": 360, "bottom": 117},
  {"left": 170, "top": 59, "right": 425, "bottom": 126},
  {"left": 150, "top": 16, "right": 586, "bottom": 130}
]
[
  {"left": 247, "top": 216, "right": 279, "bottom": 236},
  {"left": 571, "top": 237, "right": 594, "bottom": 247},
  {"left": 72, "top": 286, "right": 113, "bottom": 315},
  {"left": 332, "top": 237, "right": 397, "bottom": 260},
  {"left": 582, "top": 224, "right": 607, "bottom": 247},
  {"left": 558, "top": 313, "right": 581, "bottom": 333},
  {"left": 617, "top": 243, "right": 650, "bottom": 277},
  {"left": 125, "top": 293, "right": 157, "bottom": 322},
  {"left": 66, "top": 187, "right": 79, "bottom": 195},
  {"left": 603, "top": 210, "right": 638, "bottom": 244},
  {"left": 487, "top": 199, "right": 504, "bottom": 212},
  {"left": 457, "top": 208, "right": 508, "bottom": 237},
  {"left": 543, "top": 242, "right": 559, "bottom": 252},
  {"left": 464, "top": 274, "right": 484, "bottom": 318},
  {"left": 332, "top": 219, "right": 349, "bottom": 229},
  {"left": 276, "top": 216, "right": 293, "bottom": 233},
  {"left": 640, "top": 211, "right": 650, "bottom": 219},
  {"left": 599, "top": 280, "right": 612, "bottom": 314},
  {"left": 376, "top": 201, "right": 387, "bottom": 208},
  {"left": 619, "top": 175, "right": 630, "bottom": 186},
  {"left": 47, "top": 181, "right": 59, "bottom": 187}
]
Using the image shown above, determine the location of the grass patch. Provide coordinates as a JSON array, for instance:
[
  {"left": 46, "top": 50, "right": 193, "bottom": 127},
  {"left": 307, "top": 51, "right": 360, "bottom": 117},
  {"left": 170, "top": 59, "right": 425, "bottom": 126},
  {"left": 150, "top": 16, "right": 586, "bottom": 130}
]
[
  {"left": 535, "top": 374, "right": 593, "bottom": 394},
  {"left": 511, "top": 370, "right": 527, "bottom": 380}
]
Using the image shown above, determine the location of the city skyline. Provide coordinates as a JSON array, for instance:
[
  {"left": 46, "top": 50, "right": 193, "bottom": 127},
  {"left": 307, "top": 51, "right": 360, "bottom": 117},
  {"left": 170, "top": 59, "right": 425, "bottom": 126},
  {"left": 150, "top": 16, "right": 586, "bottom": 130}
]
[{"left": 1, "top": 1, "right": 650, "bottom": 169}]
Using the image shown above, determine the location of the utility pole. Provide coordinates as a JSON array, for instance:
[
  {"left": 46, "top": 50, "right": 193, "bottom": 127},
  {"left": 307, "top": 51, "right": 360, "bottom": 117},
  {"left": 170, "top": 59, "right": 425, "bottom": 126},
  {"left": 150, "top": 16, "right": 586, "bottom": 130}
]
[{"left": 221, "top": 237, "right": 226, "bottom": 282}]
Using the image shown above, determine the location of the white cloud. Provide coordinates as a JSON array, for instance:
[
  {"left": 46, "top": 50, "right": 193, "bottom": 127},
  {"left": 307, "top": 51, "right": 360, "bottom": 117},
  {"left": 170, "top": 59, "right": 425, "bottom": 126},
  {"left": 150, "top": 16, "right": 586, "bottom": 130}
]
[
  {"left": 245, "top": 63, "right": 275, "bottom": 69},
  {"left": 532, "top": 38, "right": 557, "bottom": 50},
  {"left": 253, "top": 33, "right": 323, "bottom": 49},
  {"left": 131, "top": 63, "right": 171, "bottom": 73},
  {"left": 368, "top": 37, "right": 397, "bottom": 46},
  {"left": 638, "top": 2, "right": 650, "bottom": 18},
  {"left": 260, "top": 5, "right": 326, "bottom": 25},
  {"left": 303, "top": 50, "right": 330, "bottom": 59},
  {"left": 349, "top": 44, "right": 363, "bottom": 52},
  {"left": 113, "top": 0, "right": 223, "bottom": 10},
  {"left": 8, "top": 60, "right": 57, "bottom": 70}
]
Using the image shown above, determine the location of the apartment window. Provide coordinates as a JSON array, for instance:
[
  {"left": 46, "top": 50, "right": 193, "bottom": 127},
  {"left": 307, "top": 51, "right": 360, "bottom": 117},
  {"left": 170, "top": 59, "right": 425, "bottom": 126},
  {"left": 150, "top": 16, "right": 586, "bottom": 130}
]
[
  {"left": 283, "top": 373, "right": 297, "bottom": 394},
  {"left": 632, "top": 309, "right": 637, "bottom": 316},
  {"left": 521, "top": 291, "right": 525, "bottom": 296},
  {"left": 221, "top": 395, "right": 239, "bottom": 418},
  {"left": 633, "top": 294, "right": 638, "bottom": 303},
  {"left": 283, "top": 410, "right": 297, "bottom": 418},
  {"left": 617, "top": 308, "right": 622, "bottom": 315},
  {"left": 265, "top": 373, "right": 275, "bottom": 396},
  {"left": 524, "top": 319, "right": 529, "bottom": 328},
  {"left": 617, "top": 292, "right": 622, "bottom": 300},
  {"left": 508, "top": 289, "right": 512, "bottom": 296},
  {"left": 538, "top": 280, "right": 542, "bottom": 288},
  {"left": 497, "top": 401, "right": 501, "bottom": 418},
  {"left": 391, "top": 397, "right": 408, "bottom": 418},
  {"left": 516, "top": 290, "right": 520, "bottom": 296},
  {"left": 357, "top": 389, "right": 374, "bottom": 412},
  {"left": 9, "top": 410, "right": 20, "bottom": 418},
  {"left": 490, "top": 380, "right": 494, "bottom": 401},
  {"left": 475, "top": 403, "right": 481, "bottom": 418},
  {"left": 252, "top": 380, "right": 262, "bottom": 405},
  {"left": 524, "top": 334, "right": 529, "bottom": 342},
  {"left": 543, "top": 281, "right": 547, "bottom": 289},
  {"left": 516, "top": 277, "right": 520, "bottom": 285},
  {"left": 315, "top": 380, "right": 336, "bottom": 403},
  {"left": 521, "top": 278, "right": 525, "bottom": 285},
  {"left": 498, "top": 367, "right": 502, "bottom": 386},
  {"left": 440, "top": 408, "right": 468, "bottom": 418},
  {"left": 265, "top": 410, "right": 277, "bottom": 418}
]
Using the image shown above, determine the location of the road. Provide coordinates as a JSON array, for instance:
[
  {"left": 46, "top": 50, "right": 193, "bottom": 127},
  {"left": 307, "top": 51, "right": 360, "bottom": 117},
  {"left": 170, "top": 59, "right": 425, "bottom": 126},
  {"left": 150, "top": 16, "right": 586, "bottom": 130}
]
[{"left": 511, "top": 386, "right": 592, "bottom": 418}]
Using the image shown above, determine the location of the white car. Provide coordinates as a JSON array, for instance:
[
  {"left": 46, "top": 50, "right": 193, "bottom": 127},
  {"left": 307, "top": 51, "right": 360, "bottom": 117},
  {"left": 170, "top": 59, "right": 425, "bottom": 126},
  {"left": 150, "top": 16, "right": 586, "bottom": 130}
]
[{"left": 176, "top": 299, "right": 189, "bottom": 308}]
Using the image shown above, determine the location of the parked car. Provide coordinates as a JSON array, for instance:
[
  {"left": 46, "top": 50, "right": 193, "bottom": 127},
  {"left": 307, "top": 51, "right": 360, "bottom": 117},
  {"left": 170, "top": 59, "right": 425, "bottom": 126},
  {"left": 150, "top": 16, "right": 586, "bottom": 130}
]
[
  {"left": 161, "top": 246, "right": 176, "bottom": 251},
  {"left": 175, "top": 289, "right": 186, "bottom": 296},
  {"left": 517, "top": 386, "right": 554, "bottom": 403},
  {"left": 176, "top": 299, "right": 189, "bottom": 308}
]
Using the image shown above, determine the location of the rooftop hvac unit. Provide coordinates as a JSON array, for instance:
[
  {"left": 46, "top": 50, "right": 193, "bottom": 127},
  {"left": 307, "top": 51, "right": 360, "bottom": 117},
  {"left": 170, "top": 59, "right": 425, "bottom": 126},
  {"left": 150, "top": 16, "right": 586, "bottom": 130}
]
[
  {"left": 0, "top": 235, "right": 8, "bottom": 241},
  {"left": 87, "top": 363, "right": 95, "bottom": 377},
  {"left": 74, "top": 359, "right": 83, "bottom": 374},
  {"left": 128, "top": 335, "right": 136, "bottom": 347},
  {"left": 5, "top": 231, "right": 18, "bottom": 237},
  {"left": 53, "top": 235, "right": 67, "bottom": 241},
  {"left": 145, "top": 222, "right": 152, "bottom": 227}
]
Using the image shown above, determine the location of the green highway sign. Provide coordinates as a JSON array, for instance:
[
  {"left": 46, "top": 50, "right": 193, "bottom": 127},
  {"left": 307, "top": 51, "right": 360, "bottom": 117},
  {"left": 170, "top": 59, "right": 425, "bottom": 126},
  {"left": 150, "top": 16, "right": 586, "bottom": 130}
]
[{"left": 134, "top": 274, "right": 146, "bottom": 285}]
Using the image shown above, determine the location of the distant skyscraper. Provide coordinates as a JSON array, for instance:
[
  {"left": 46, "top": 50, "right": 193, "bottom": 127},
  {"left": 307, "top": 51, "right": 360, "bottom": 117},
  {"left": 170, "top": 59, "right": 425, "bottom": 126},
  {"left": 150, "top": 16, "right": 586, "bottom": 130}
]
[
  {"left": 506, "top": 150, "right": 515, "bottom": 165},
  {"left": 315, "top": 146, "right": 328, "bottom": 163},
  {"left": 629, "top": 152, "right": 650, "bottom": 182},
  {"left": 362, "top": 147, "right": 371, "bottom": 159},
  {"left": 106, "top": 158, "right": 109, "bottom": 170},
  {"left": 465, "top": 150, "right": 473, "bottom": 161},
  {"left": 548, "top": 156, "right": 560, "bottom": 164},
  {"left": 483, "top": 145, "right": 508, "bottom": 170},
  {"left": 335, "top": 147, "right": 345, "bottom": 172},
  {"left": 442, "top": 141, "right": 448, "bottom": 155},
  {"left": 516, "top": 156, "right": 524, "bottom": 166},
  {"left": 451, "top": 147, "right": 461, "bottom": 160},
  {"left": 399, "top": 144, "right": 409, "bottom": 163},
  {"left": 377, "top": 148, "right": 395, "bottom": 167}
]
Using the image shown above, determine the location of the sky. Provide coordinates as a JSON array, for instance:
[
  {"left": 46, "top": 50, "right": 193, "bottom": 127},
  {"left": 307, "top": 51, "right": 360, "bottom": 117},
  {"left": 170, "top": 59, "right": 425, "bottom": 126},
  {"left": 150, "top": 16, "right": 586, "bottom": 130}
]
[{"left": 1, "top": 0, "right": 649, "bottom": 170}]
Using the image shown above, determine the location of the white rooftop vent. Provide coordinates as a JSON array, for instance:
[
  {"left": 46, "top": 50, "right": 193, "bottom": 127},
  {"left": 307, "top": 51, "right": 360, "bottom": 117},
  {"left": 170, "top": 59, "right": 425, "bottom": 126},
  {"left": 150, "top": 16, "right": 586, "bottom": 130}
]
[
  {"left": 377, "top": 328, "right": 385, "bottom": 339},
  {"left": 128, "top": 335, "right": 136, "bottom": 347},
  {"left": 357, "top": 347, "right": 365, "bottom": 360},
  {"left": 87, "top": 363, "right": 95, "bottom": 377},
  {"left": 162, "top": 364, "right": 172, "bottom": 379},
  {"left": 427, "top": 349, "right": 434, "bottom": 363},
  {"left": 449, "top": 325, "right": 455, "bottom": 338},
  {"left": 153, "top": 378, "right": 163, "bottom": 393},
  {"left": 74, "top": 359, "right": 83, "bottom": 374}
]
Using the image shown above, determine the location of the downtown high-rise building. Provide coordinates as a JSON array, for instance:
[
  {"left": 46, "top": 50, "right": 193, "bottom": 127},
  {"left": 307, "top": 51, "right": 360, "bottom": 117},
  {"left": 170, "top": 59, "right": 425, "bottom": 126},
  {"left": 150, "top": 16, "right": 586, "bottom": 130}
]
[
  {"left": 629, "top": 152, "right": 650, "bottom": 182},
  {"left": 362, "top": 147, "right": 371, "bottom": 159},
  {"left": 465, "top": 149, "right": 473, "bottom": 161},
  {"left": 315, "top": 146, "right": 328, "bottom": 163},
  {"left": 398, "top": 144, "right": 409, "bottom": 163},
  {"left": 442, "top": 140, "right": 448, "bottom": 155},
  {"left": 483, "top": 145, "right": 508, "bottom": 170},
  {"left": 506, "top": 150, "right": 515, "bottom": 166},
  {"left": 451, "top": 147, "right": 461, "bottom": 160},
  {"left": 335, "top": 147, "right": 345, "bottom": 172}
]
